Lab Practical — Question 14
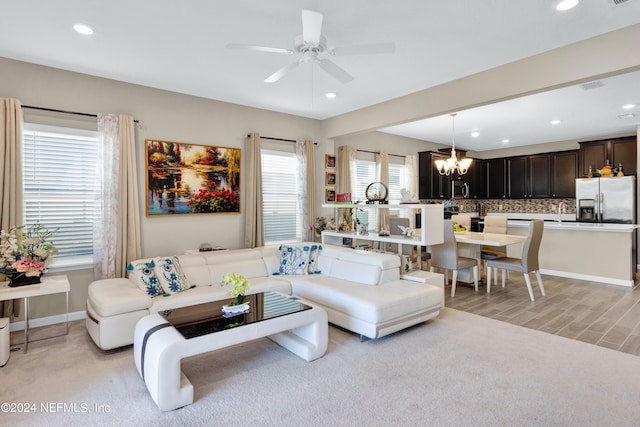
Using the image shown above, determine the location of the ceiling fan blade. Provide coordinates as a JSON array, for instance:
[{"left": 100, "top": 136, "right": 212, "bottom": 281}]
[
  {"left": 318, "top": 59, "right": 354, "bottom": 84},
  {"left": 331, "top": 42, "right": 396, "bottom": 56},
  {"left": 225, "top": 43, "right": 293, "bottom": 55},
  {"left": 302, "top": 10, "right": 323, "bottom": 45},
  {"left": 264, "top": 60, "right": 300, "bottom": 83}
]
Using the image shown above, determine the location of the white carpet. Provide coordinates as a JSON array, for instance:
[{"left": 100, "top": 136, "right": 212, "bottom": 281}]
[{"left": 2, "top": 308, "right": 640, "bottom": 426}]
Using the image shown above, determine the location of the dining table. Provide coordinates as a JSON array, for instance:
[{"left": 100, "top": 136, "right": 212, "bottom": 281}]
[
  {"left": 454, "top": 231, "right": 527, "bottom": 248},
  {"left": 452, "top": 231, "right": 527, "bottom": 284}
]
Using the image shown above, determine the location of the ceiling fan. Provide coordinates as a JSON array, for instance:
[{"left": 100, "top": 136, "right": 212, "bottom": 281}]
[{"left": 226, "top": 10, "right": 395, "bottom": 84}]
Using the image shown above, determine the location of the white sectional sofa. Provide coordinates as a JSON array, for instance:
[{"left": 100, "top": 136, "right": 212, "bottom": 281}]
[{"left": 86, "top": 243, "right": 444, "bottom": 350}]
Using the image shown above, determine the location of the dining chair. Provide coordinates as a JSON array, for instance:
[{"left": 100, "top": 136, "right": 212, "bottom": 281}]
[
  {"left": 430, "top": 220, "right": 478, "bottom": 297},
  {"left": 486, "top": 219, "right": 545, "bottom": 301},
  {"left": 480, "top": 216, "right": 508, "bottom": 284}
]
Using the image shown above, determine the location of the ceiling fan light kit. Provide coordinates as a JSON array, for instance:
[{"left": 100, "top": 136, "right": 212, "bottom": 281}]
[
  {"left": 434, "top": 113, "right": 473, "bottom": 176},
  {"left": 227, "top": 9, "right": 395, "bottom": 84}
]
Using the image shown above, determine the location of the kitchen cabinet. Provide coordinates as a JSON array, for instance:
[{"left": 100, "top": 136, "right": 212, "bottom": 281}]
[
  {"left": 486, "top": 158, "right": 506, "bottom": 198},
  {"left": 551, "top": 150, "right": 578, "bottom": 197},
  {"left": 528, "top": 154, "right": 552, "bottom": 198},
  {"left": 467, "top": 158, "right": 486, "bottom": 198},
  {"left": 418, "top": 151, "right": 454, "bottom": 199},
  {"left": 506, "top": 155, "right": 551, "bottom": 198},
  {"left": 579, "top": 136, "right": 636, "bottom": 177},
  {"left": 507, "top": 157, "right": 527, "bottom": 198}
]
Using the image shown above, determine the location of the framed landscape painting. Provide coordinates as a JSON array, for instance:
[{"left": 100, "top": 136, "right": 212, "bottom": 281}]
[{"left": 145, "top": 139, "right": 240, "bottom": 216}]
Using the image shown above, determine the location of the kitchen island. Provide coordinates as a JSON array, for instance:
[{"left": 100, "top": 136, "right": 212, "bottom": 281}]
[{"left": 505, "top": 220, "right": 638, "bottom": 287}]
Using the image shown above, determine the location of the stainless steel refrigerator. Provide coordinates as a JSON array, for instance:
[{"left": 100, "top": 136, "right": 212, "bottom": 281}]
[{"left": 575, "top": 176, "right": 636, "bottom": 223}]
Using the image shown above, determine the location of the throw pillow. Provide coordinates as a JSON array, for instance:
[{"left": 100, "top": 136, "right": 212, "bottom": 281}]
[
  {"left": 307, "top": 244, "right": 322, "bottom": 274},
  {"left": 153, "top": 256, "right": 193, "bottom": 295},
  {"left": 279, "top": 245, "right": 310, "bottom": 275},
  {"left": 127, "top": 260, "right": 163, "bottom": 297}
]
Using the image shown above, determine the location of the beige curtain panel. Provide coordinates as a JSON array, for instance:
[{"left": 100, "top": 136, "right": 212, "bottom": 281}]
[
  {"left": 116, "top": 114, "right": 142, "bottom": 277},
  {"left": 243, "top": 133, "right": 264, "bottom": 248},
  {"left": 0, "top": 98, "right": 24, "bottom": 317}
]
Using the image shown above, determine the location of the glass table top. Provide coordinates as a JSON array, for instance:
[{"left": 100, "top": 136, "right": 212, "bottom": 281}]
[{"left": 159, "top": 291, "right": 311, "bottom": 339}]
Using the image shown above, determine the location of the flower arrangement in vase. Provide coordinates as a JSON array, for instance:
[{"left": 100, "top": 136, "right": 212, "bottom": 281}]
[
  {"left": 0, "top": 223, "right": 58, "bottom": 287},
  {"left": 220, "top": 272, "right": 250, "bottom": 315}
]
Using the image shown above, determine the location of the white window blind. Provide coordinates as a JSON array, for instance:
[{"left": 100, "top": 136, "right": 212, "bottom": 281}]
[
  {"left": 23, "top": 125, "right": 100, "bottom": 258},
  {"left": 261, "top": 149, "right": 302, "bottom": 245},
  {"left": 353, "top": 159, "right": 407, "bottom": 230}
]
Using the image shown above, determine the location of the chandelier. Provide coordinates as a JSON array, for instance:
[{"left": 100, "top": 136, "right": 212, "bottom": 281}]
[{"left": 434, "top": 113, "right": 472, "bottom": 176}]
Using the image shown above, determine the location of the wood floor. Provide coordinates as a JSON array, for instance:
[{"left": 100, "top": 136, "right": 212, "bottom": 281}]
[{"left": 444, "top": 272, "right": 640, "bottom": 357}]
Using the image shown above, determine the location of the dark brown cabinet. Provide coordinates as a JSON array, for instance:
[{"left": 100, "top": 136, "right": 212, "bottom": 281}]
[
  {"left": 579, "top": 136, "right": 636, "bottom": 177},
  {"left": 486, "top": 158, "right": 506, "bottom": 198},
  {"left": 507, "top": 157, "right": 527, "bottom": 198},
  {"left": 551, "top": 150, "right": 578, "bottom": 197},
  {"left": 505, "top": 155, "right": 551, "bottom": 198},
  {"left": 528, "top": 154, "right": 552, "bottom": 198},
  {"left": 467, "top": 158, "right": 486, "bottom": 198},
  {"left": 419, "top": 151, "right": 451, "bottom": 199},
  {"left": 419, "top": 151, "right": 485, "bottom": 199},
  {"left": 419, "top": 148, "right": 582, "bottom": 200}
]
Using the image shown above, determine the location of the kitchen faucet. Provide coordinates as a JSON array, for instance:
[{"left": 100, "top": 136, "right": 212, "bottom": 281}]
[{"left": 556, "top": 202, "right": 565, "bottom": 223}]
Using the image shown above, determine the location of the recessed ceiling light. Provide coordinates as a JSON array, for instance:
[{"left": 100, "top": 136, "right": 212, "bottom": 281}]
[
  {"left": 471, "top": 131, "right": 480, "bottom": 138},
  {"left": 618, "top": 113, "right": 636, "bottom": 119},
  {"left": 325, "top": 92, "right": 337, "bottom": 99},
  {"left": 554, "top": 0, "right": 579, "bottom": 11},
  {"left": 551, "top": 119, "right": 561, "bottom": 125},
  {"left": 622, "top": 104, "right": 636, "bottom": 109},
  {"left": 73, "top": 24, "right": 94, "bottom": 35},
  {"left": 502, "top": 139, "right": 510, "bottom": 144}
]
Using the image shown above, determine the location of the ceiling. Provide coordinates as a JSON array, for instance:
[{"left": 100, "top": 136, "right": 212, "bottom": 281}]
[{"left": 0, "top": 0, "right": 639, "bottom": 151}]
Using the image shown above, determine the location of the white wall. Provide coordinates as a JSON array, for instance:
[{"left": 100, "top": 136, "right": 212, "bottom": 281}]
[
  {"left": 0, "top": 57, "right": 326, "bottom": 314},
  {"left": 0, "top": 57, "right": 325, "bottom": 259}
]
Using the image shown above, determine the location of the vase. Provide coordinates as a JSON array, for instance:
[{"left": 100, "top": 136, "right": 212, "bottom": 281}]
[{"left": 8, "top": 274, "right": 42, "bottom": 288}]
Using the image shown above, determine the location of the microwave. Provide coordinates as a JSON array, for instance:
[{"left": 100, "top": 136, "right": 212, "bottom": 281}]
[{"left": 452, "top": 180, "right": 469, "bottom": 199}]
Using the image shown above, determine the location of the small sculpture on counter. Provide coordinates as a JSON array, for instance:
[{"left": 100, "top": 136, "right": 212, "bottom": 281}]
[
  {"left": 326, "top": 218, "right": 336, "bottom": 231},
  {"left": 400, "top": 188, "right": 419, "bottom": 203},
  {"left": 397, "top": 224, "right": 413, "bottom": 238}
]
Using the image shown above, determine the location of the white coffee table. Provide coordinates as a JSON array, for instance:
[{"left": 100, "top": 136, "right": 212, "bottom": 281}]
[{"left": 134, "top": 291, "right": 328, "bottom": 411}]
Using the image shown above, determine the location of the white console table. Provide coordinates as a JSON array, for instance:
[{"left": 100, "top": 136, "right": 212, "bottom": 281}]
[{"left": 0, "top": 274, "right": 70, "bottom": 353}]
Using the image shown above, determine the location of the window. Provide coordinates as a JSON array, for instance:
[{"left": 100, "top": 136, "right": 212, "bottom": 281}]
[
  {"left": 261, "top": 149, "right": 303, "bottom": 245},
  {"left": 23, "top": 124, "right": 100, "bottom": 261},
  {"left": 353, "top": 158, "right": 407, "bottom": 230}
]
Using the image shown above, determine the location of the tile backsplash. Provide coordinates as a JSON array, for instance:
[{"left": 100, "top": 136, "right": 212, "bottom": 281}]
[{"left": 428, "top": 198, "right": 576, "bottom": 215}]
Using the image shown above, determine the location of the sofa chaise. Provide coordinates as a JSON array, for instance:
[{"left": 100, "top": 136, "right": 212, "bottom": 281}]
[{"left": 86, "top": 243, "right": 444, "bottom": 350}]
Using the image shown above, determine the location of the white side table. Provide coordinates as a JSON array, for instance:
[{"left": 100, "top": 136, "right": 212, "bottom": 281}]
[{"left": 0, "top": 275, "right": 70, "bottom": 353}]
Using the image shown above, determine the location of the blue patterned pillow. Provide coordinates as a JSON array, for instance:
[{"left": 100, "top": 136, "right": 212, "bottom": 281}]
[
  {"left": 153, "top": 256, "right": 193, "bottom": 296},
  {"left": 279, "top": 245, "right": 310, "bottom": 275},
  {"left": 307, "top": 244, "right": 322, "bottom": 274},
  {"left": 127, "top": 260, "right": 163, "bottom": 297}
]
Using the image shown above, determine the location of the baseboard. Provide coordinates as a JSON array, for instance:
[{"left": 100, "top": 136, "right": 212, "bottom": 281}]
[
  {"left": 9, "top": 310, "right": 86, "bottom": 332},
  {"left": 540, "top": 269, "right": 634, "bottom": 288}
]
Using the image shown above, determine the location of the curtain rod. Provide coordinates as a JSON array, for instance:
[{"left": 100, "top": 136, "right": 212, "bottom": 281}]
[
  {"left": 252, "top": 135, "right": 318, "bottom": 145},
  {"left": 357, "top": 148, "right": 405, "bottom": 158},
  {"left": 22, "top": 105, "right": 139, "bottom": 123}
]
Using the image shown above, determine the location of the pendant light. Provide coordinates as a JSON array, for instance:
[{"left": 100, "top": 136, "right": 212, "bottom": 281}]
[{"left": 434, "top": 113, "right": 472, "bottom": 176}]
